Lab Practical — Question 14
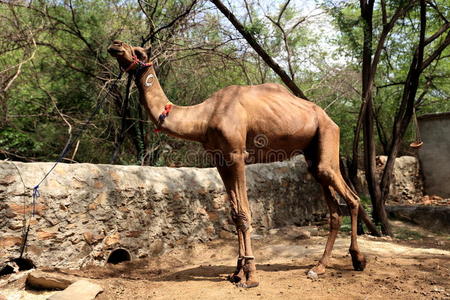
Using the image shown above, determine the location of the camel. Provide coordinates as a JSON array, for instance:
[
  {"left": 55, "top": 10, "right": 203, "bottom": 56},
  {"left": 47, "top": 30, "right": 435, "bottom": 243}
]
[{"left": 108, "top": 40, "right": 367, "bottom": 288}]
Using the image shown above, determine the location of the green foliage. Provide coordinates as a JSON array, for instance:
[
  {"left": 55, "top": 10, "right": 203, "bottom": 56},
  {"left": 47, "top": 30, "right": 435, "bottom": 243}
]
[
  {"left": 0, "top": 127, "right": 42, "bottom": 154},
  {"left": 244, "top": 18, "right": 265, "bottom": 36}
]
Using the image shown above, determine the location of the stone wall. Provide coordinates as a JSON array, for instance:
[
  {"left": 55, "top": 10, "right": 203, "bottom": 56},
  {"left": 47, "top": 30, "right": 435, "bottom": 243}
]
[
  {"left": 0, "top": 155, "right": 424, "bottom": 269},
  {"left": 418, "top": 112, "right": 450, "bottom": 198},
  {"left": 0, "top": 157, "right": 327, "bottom": 269},
  {"left": 354, "top": 156, "right": 423, "bottom": 204},
  {"left": 387, "top": 206, "right": 450, "bottom": 234}
]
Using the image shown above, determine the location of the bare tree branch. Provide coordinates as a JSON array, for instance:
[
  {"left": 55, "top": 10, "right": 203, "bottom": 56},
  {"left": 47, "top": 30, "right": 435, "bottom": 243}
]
[
  {"left": 210, "top": 0, "right": 308, "bottom": 99},
  {"left": 421, "top": 30, "right": 450, "bottom": 71},
  {"left": 424, "top": 22, "right": 450, "bottom": 46},
  {"left": 142, "top": 0, "right": 198, "bottom": 46}
]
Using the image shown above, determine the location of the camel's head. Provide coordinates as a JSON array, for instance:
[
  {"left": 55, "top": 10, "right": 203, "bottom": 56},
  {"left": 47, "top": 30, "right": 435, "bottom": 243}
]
[{"left": 107, "top": 40, "right": 151, "bottom": 72}]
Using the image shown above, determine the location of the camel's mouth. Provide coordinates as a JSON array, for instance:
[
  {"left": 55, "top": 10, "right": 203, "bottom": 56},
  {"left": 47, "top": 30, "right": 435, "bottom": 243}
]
[{"left": 107, "top": 47, "right": 124, "bottom": 57}]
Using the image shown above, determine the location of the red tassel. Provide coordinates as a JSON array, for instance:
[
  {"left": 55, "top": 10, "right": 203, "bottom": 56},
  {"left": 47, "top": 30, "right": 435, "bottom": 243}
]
[
  {"left": 164, "top": 104, "right": 173, "bottom": 114},
  {"left": 153, "top": 103, "right": 172, "bottom": 134}
]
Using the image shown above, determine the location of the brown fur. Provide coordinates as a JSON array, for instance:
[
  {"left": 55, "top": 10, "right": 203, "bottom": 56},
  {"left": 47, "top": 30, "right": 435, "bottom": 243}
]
[{"left": 108, "top": 40, "right": 366, "bottom": 288}]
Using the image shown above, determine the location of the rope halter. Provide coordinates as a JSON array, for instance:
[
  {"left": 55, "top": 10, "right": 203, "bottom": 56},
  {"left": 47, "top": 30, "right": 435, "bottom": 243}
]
[{"left": 123, "top": 55, "right": 153, "bottom": 73}]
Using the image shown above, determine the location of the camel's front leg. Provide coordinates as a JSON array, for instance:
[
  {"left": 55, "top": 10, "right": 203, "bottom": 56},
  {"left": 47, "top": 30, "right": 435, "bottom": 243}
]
[
  {"left": 229, "top": 197, "right": 258, "bottom": 288},
  {"left": 228, "top": 229, "right": 245, "bottom": 283},
  {"left": 217, "top": 165, "right": 246, "bottom": 283},
  {"left": 217, "top": 152, "right": 259, "bottom": 288}
]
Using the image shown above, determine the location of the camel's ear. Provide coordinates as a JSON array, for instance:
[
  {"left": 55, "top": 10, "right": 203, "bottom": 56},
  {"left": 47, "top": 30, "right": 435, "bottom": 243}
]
[
  {"left": 146, "top": 46, "right": 152, "bottom": 60},
  {"left": 133, "top": 46, "right": 149, "bottom": 62}
]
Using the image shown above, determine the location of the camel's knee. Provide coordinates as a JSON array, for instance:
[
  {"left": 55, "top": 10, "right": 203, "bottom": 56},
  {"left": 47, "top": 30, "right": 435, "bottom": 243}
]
[
  {"left": 315, "top": 165, "right": 335, "bottom": 185},
  {"left": 329, "top": 211, "right": 342, "bottom": 230},
  {"left": 346, "top": 197, "right": 359, "bottom": 211},
  {"left": 228, "top": 150, "right": 248, "bottom": 164},
  {"left": 231, "top": 210, "right": 251, "bottom": 232}
]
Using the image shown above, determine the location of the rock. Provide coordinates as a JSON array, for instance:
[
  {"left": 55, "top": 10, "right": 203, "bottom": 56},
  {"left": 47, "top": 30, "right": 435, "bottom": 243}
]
[
  {"left": 104, "top": 232, "right": 121, "bottom": 247},
  {"left": 0, "top": 236, "right": 22, "bottom": 248},
  {"left": 295, "top": 230, "right": 311, "bottom": 240},
  {"left": 149, "top": 240, "right": 165, "bottom": 255},
  {"left": 307, "top": 227, "right": 320, "bottom": 236},
  {"left": 307, "top": 270, "right": 318, "bottom": 280},
  {"left": 7, "top": 203, "right": 47, "bottom": 216},
  {"left": 280, "top": 225, "right": 311, "bottom": 240},
  {"left": 26, "top": 270, "right": 75, "bottom": 290},
  {"left": 387, "top": 205, "right": 450, "bottom": 234},
  {"left": 36, "top": 231, "right": 57, "bottom": 240},
  {"left": 0, "top": 175, "right": 14, "bottom": 185},
  {"left": 218, "top": 230, "right": 235, "bottom": 239},
  {"left": 268, "top": 229, "right": 279, "bottom": 235},
  {"left": 83, "top": 232, "right": 94, "bottom": 243},
  {"left": 251, "top": 234, "right": 263, "bottom": 240},
  {"left": 357, "top": 156, "right": 422, "bottom": 204},
  {"left": 48, "top": 280, "right": 103, "bottom": 300},
  {"left": 0, "top": 269, "right": 34, "bottom": 288}
]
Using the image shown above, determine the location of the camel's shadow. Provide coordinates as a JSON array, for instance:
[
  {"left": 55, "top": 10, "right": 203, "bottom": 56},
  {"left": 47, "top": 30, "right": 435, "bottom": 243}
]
[
  {"left": 153, "top": 263, "right": 311, "bottom": 283},
  {"left": 53, "top": 261, "right": 356, "bottom": 282}
]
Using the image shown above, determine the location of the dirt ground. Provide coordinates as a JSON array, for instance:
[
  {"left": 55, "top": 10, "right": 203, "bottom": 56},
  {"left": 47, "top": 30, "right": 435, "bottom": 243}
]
[{"left": 1, "top": 221, "right": 449, "bottom": 300}]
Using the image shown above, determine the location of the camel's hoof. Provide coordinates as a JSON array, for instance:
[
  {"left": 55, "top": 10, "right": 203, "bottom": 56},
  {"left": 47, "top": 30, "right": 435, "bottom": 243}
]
[
  {"left": 350, "top": 250, "right": 366, "bottom": 271},
  {"left": 236, "top": 280, "right": 259, "bottom": 288},
  {"left": 227, "top": 273, "right": 243, "bottom": 283},
  {"left": 308, "top": 263, "right": 326, "bottom": 279}
]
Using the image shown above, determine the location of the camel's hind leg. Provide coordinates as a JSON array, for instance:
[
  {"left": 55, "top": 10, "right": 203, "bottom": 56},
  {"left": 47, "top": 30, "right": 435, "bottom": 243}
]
[
  {"left": 328, "top": 171, "right": 367, "bottom": 272},
  {"left": 308, "top": 186, "right": 342, "bottom": 275},
  {"left": 305, "top": 119, "right": 366, "bottom": 276}
]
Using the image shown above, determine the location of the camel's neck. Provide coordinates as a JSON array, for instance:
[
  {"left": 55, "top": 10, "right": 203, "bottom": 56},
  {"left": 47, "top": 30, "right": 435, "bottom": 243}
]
[{"left": 135, "top": 67, "right": 209, "bottom": 142}]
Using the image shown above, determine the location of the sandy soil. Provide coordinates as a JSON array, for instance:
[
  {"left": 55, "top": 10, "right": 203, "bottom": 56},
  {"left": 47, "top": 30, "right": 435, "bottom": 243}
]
[{"left": 1, "top": 222, "right": 449, "bottom": 300}]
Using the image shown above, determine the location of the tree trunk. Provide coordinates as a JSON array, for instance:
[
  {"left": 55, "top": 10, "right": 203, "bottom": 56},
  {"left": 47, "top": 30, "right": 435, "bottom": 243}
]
[
  {"left": 110, "top": 75, "right": 143, "bottom": 164},
  {"left": 340, "top": 157, "right": 381, "bottom": 236},
  {"left": 374, "top": 106, "right": 389, "bottom": 155},
  {"left": 360, "top": 0, "right": 393, "bottom": 236}
]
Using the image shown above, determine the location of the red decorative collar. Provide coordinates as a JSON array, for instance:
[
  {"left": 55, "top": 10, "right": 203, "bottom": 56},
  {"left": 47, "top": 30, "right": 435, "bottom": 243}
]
[{"left": 154, "top": 103, "right": 173, "bottom": 133}]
